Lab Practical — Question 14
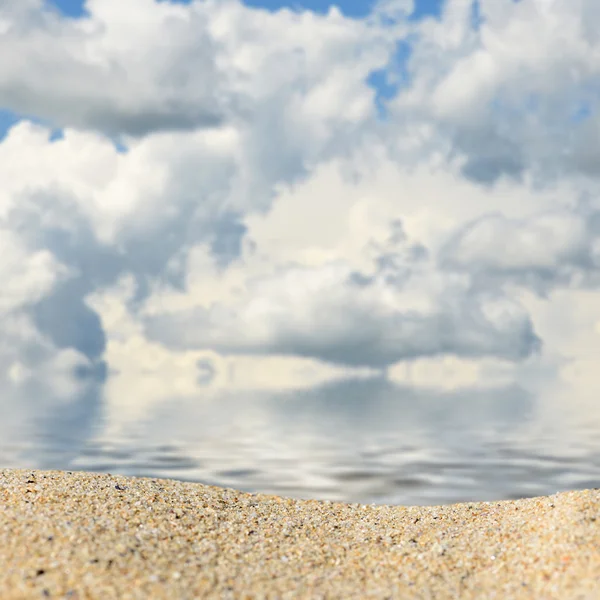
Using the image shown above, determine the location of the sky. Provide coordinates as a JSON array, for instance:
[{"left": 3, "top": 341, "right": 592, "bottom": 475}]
[
  {"left": 1, "top": 0, "right": 600, "bottom": 455},
  {"left": 46, "top": 0, "right": 444, "bottom": 20}
]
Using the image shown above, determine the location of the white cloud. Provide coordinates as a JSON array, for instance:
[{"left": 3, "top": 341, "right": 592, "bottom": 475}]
[
  {"left": 440, "top": 205, "right": 600, "bottom": 293},
  {"left": 0, "top": 227, "right": 67, "bottom": 313},
  {"left": 388, "top": 0, "right": 600, "bottom": 181},
  {"left": 0, "top": 0, "right": 224, "bottom": 136},
  {"left": 143, "top": 254, "right": 541, "bottom": 368},
  {"left": 0, "top": 0, "right": 395, "bottom": 142}
]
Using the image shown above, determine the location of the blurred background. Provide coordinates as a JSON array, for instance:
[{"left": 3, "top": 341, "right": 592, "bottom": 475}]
[{"left": 1, "top": 0, "right": 600, "bottom": 505}]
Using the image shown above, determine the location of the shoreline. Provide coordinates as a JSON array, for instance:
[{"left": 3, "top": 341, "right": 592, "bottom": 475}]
[{"left": 1, "top": 468, "right": 598, "bottom": 598}]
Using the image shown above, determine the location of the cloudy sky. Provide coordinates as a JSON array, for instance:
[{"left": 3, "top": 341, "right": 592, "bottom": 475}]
[{"left": 2, "top": 0, "right": 600, "bottom": 479}]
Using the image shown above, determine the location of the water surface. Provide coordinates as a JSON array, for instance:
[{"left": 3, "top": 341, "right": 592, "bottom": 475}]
[{"left": 3, "top": 376, "right": 599, "bottom": 505}]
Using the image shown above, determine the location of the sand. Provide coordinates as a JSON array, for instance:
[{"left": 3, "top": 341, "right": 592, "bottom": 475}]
[{"left": 0, "top": 469, "right": 598, "bottom": 599}]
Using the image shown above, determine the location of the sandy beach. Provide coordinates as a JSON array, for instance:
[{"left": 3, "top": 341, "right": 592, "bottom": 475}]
[{"left": 0, "top": 469, "right": 598, "bottom": 599}]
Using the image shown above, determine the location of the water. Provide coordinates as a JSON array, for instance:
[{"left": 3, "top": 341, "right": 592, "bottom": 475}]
[{"left": 2, "top": 376, "right": 600, "bottom": 505}]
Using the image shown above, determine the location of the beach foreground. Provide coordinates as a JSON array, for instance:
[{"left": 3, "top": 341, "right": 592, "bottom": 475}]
[{"left": 0, "top": 469, "right": 598, "bottom": 599}]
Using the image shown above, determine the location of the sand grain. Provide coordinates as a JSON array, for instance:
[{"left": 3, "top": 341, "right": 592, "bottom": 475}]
[{"left": 0, "top": 469, "right": 598, "bottom": 599}]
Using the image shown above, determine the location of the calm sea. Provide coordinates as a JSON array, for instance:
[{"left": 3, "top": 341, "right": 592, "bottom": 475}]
[{"left": 3, "top": 377, "right": 599, "bottom": 505}]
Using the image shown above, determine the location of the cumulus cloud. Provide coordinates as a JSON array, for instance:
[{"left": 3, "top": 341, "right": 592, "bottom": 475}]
[
  {"left": 1, "top": 0, "right": 600, "bottom": 463},
  {"left": 0, "top": 0, "right": 224, "bottom": 136},
  {"left": 441, "top": 204, "right": 600, "bottom": 294},
  {"left": 386, "top": 0, "right": 600, "bottom": 181},
  {"left": 0, "top": 227, "right": 67, "bottom": 313},
  {"left": 143, "top": 258, "right": 541, "bottom": 368},
  {"left": 0, "top": 0, "right": 395, "bottom": 141}
]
